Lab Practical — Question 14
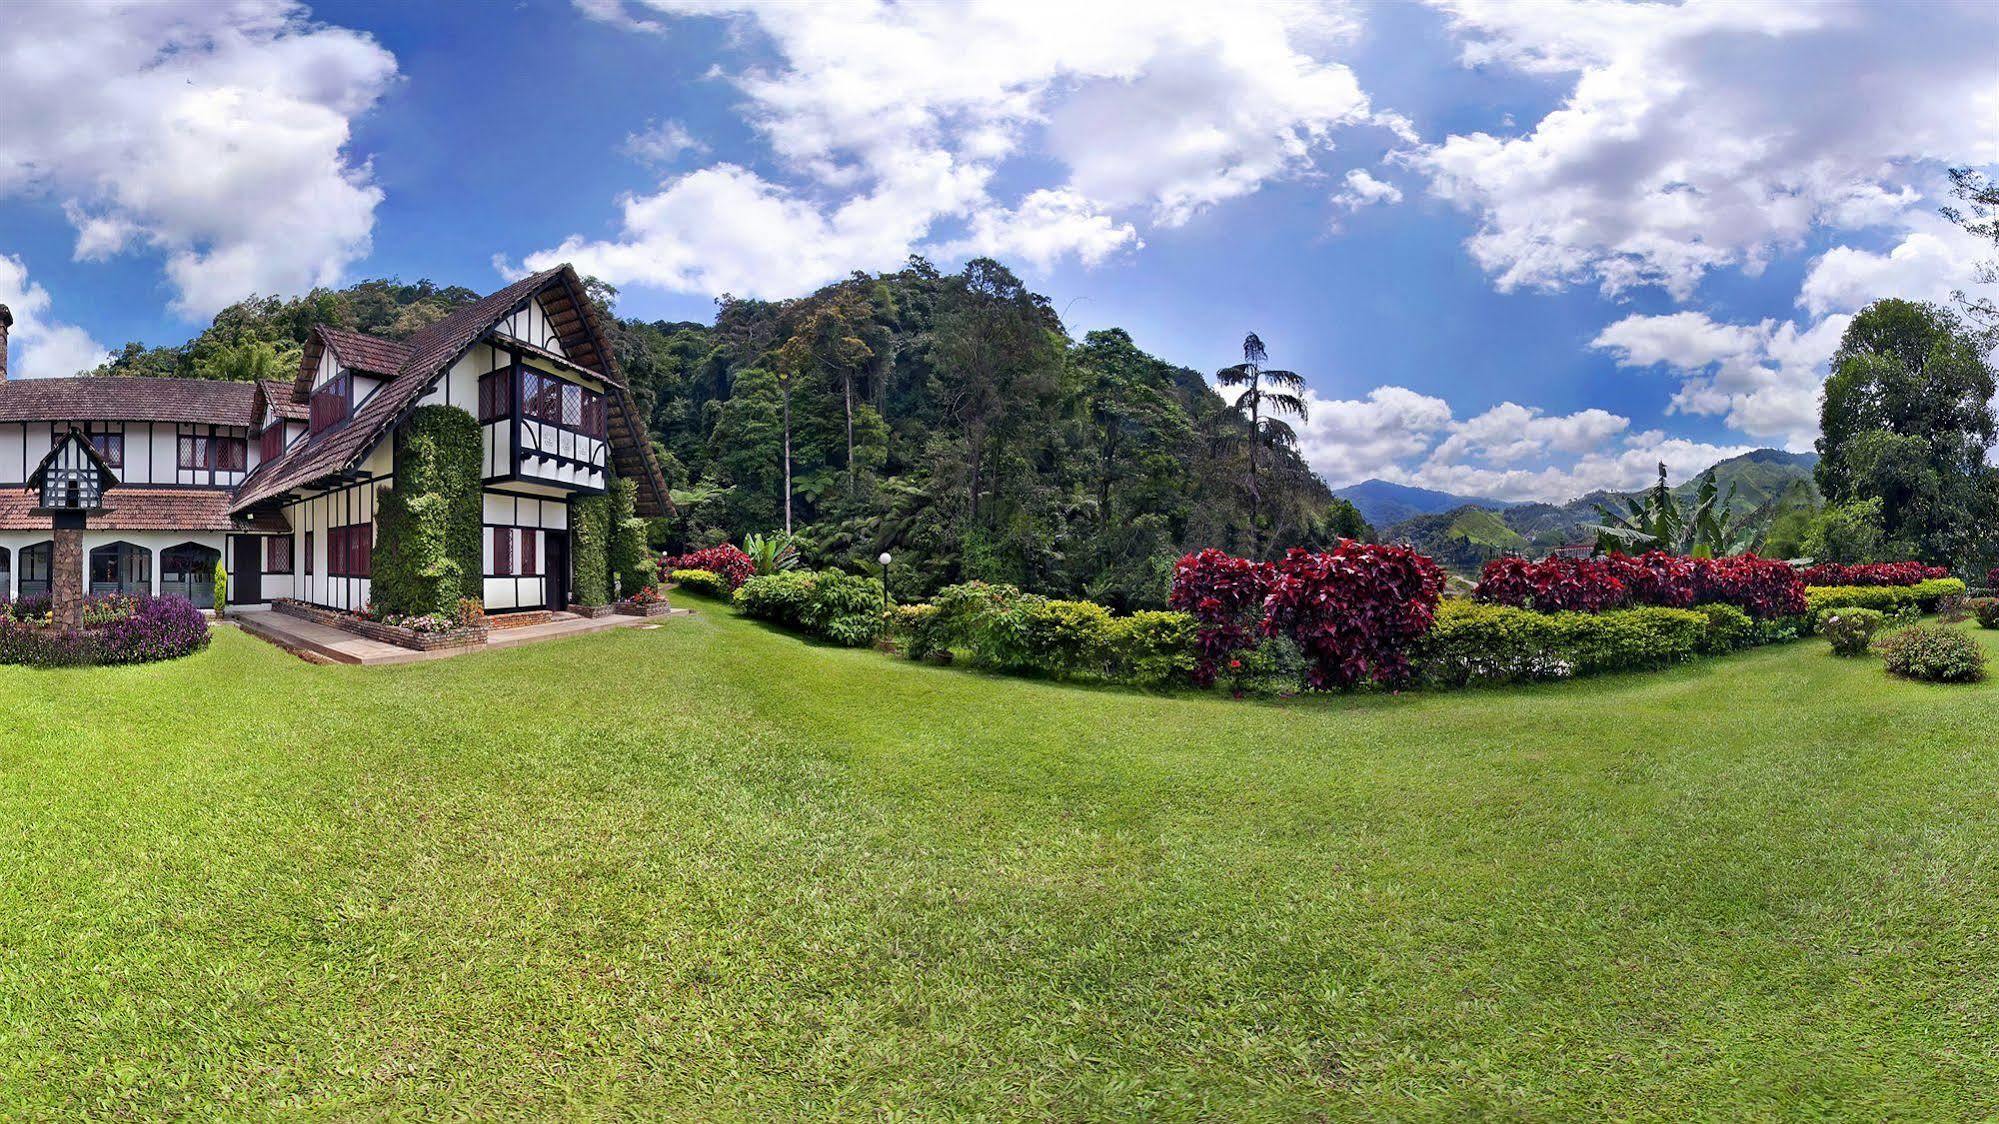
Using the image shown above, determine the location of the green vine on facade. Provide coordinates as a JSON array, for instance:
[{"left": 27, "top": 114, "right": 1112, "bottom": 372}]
[{"left": 371, "top": 405, "right": 483, "bottom": 617}]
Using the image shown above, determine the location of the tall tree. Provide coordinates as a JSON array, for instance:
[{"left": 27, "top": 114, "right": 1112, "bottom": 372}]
[
  {"left": 1213, "top": 333, "right": 1308, "bottom": 557},
  {"left": 1941, "top": 168, "right": 1999, "bottom": 345},
  {"left": 1815, "top": 298, "right": 1999, "bottom": 570}
]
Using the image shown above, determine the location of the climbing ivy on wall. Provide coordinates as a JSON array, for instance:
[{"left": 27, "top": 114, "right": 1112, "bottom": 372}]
[
  {"left": 607, "top": 475, "right": 654, "bottom": 599},
  {"left": 371, "top": 405, "right": 483, "bottom": 617},
  {"left": 571, "top": 489, "right": 611, "bottom": 608}
]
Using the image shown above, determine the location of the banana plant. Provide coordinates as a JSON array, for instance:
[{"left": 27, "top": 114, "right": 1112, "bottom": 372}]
[
  {"left": 742, "top": 531, "right": 800, "bottom": 576},
  {"left": 1587, "top": 463, "right": 1753, "bottom": 556}
]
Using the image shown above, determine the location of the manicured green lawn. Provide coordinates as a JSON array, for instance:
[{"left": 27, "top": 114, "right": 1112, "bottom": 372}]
[{"left": 2, "top": 601, "right": 1997, "bottom": 1119}]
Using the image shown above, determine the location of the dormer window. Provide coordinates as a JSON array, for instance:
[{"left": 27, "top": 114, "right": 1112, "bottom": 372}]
[{"left": 311, "top": 371, "right": 352, "bottom": 434}]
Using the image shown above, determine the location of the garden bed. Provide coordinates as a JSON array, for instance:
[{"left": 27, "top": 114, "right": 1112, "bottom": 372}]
[
  {"left": 0, "top": 593, "right": 210, "bottom": 667},
  {"left": 272, "top": 600, "right": 488, "bottom": 652}
]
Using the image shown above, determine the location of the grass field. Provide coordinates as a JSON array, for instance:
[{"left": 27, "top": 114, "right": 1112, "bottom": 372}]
[{"left": 2, "top": 598, "right": 1996, "bottom": 1119}]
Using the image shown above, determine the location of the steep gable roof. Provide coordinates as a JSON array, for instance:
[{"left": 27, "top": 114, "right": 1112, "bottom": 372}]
[
  {"left": 254, "top": 379, "right": 309, "bottom": 423},
  {"left": 232, "top": 265, "right": 672, "bottom": 517}
]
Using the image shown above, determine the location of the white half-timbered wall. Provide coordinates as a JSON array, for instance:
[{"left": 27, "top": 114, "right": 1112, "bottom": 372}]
[
  {"left": 495, "top": 296, "right": 569, "bottom": 355},
  {"left": 276, "top": 436, "right": 392, "bottom": 612},
  {"left": 0, "top": 421, "right": 248, "bottom": 488},
  {"left": 481, "top": 491, "right": 568, "bottom": 611}
]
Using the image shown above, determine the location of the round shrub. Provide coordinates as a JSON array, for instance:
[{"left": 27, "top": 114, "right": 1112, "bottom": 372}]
[
  {"left": 1696, "top": 602, "right": 1755, "bottom": 653},
  {"left": 97, "top": 595, "right": 211, "bottom": 664},
  {"left": 1819, "top": 608, "right": 1885, "bottom": 657},
  {"left": 733, "top": 569, "right": 883, "bottom": 647},
  {"left": 1878, "top": 624, "right": 1987, "bottom": 683},
  {"left": 667, "top": 544, "right": 754, "bottom": 590},
  {"left": 670, "top": 568, "right": 731, "bottom": 598},
  {"left": 1972, "top": 598, "right": 1999, "bottom": 630}
]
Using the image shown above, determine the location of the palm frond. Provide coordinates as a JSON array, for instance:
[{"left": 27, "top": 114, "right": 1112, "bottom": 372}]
[
  {"left": 1260, "top": 392, "right": 1308, "bottom": 421},
  {"left": 1256, "top": 417, "right": 1299, "bottom": 448},
  {"left": 1213, "top": 363, "right": 1253, "bottom": 387},
  {"left": 1260, "top": 368, "right": 1307, "bottom": 394}
]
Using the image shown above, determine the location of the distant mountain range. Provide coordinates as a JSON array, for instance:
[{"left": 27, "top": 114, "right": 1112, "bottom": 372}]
[{"left": 1339, "top": 449, "right": 1822, "bottom": 573}]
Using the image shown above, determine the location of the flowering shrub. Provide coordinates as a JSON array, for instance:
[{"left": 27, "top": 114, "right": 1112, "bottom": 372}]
[
  {"left": 1987, "top": 565, "right": 1999, "bottom": 590},
  {"left": 623, "top": 585, "right": 666, "bottom": 606},
  {"left": 1879, "top": 624, "right": 1987, "bottom": 683},
  {"left": 1798, "top": 561, "right": 1949, "bottom": 587},
  {"left": 1971, "top": 598, "right": 1999, "bottom": 629},
  {"left": 1604, "top": 552, "right": 1698, "bottom": 608},
  {"left": 1261, "top": 543, "right": 1444, "bottom": 690},
  {"left": 1167, "top": 548, "right": 1272, "bottom": 686},
  {"left": 360, "top": 598, "right": 485, "bottom": 634},
  {"left": 664, "top": 544, "right": 754, "bottom": 590},
  {"left": 96, "top": 595, "right": 210, "bottom": 664},
  {"left": 1819, "top": 608, "right": 1886, "bottom": 657}
]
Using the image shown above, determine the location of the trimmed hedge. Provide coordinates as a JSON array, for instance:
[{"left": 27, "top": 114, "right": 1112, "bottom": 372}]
[
  {"left": 1804, "top": 578, "right": 1967, "bottom": 617},
  {"left": 735, "top": 569, "right": 883, "bottom": 647},
  {"left": 670, "top": 569, "right": 732, "bottom": 598},
  {"left": 372, "top": 405, "right": 484, "bottom": 617},
  {"left": 897, "top": 581, "right": 1197, "bottom": 686},
  {"left": 1415, "top": 600, "right": 1712, "bottom": 686}
]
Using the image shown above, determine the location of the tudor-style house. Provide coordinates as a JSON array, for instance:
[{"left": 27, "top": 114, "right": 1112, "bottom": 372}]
[{"left": 0, "top": 266, "right": 669, "bottom": 612}]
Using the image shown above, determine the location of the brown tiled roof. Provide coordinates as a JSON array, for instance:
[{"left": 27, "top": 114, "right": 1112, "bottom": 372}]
[
  {"left": 234, "top": 266, "right": 673, "bottom": 516},
  {"left": 257, "top": 379, "right": 308, "bottom": 421},
  {"left": 0, "top": 377, "right": 257, "bottom": 425},
  {"left": 0, "top": 487, "right": 283, "bottom": 533}
]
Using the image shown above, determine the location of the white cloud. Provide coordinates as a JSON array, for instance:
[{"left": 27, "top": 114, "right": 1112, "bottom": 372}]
[
  {"left": 1291, "top": 385, "right": 1456, "bottom": 486},
  {"left": 0, "top": 255, "right": 111, "bottom": 379},
  {"left": 0, "top": 1, "right": 397, "bottom": 318},
  {"left": 623, "top": 120, "right": 708, "bottom": 165},
  {"left": 1331, "top": 168, "right": 1403, "bottom": 216},
  {"left": 1430, "top": 401, "right": 1627, "bottom": 464},
  {"left": 547, "top": 0, "right": 1404, "bottom": 296},
  {"left": 1593, "top": 310, "right": 1843, "bottom": 451},
  {"left": 1797, "top": 215, "right": 1995, "bottom": 319},
  {"left": 1392, "top": 431, "right": 1758, "bottom": 503},
  {"left": 1414, "top": 0, "right": 1999, "bottom": 298}
]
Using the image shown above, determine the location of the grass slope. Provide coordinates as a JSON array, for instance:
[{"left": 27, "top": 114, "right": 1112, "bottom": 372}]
[{"left": 2, "top": 605, "right": 1997, "bottom": 1118}]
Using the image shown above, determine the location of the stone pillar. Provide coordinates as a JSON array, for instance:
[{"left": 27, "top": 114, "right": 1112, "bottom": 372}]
[{"left": 53, "top": 526, "right": 83, "bottom": 632}]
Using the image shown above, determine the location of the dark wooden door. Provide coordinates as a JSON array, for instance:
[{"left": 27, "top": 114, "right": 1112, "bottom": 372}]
[
  {"left": 546, "top": 531, "right": 569, "bottom": 611},
  {"left": 232, "top": 536, "right": 263, "bottom": 605}
]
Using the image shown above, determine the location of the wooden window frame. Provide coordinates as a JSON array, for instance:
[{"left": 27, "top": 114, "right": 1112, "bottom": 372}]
[{"left": 264, "top": 536, "right": 294, "bottom": 575}]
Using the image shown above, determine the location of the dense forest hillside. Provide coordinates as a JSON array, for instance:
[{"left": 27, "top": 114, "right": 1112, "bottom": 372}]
[{"left": 91, "top": 260, "right": 1369, "bottom": 608}]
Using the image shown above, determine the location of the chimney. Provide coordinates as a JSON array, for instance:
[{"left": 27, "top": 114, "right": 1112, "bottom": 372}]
[{"left": 0, "top": 303, "right": 11, "bottom": 382}]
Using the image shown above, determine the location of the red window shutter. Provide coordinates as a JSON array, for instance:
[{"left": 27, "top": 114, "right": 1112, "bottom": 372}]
[
  {"left": 494, "top": 527, "right": 510, "bottom": 576},
  {"left": 522, "top": 529, "right": 538, "bottom": 576}
]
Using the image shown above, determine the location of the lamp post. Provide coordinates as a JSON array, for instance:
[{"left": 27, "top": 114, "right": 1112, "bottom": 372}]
[{"left": 878, "top": 551, "right": 892, "bottom": 613}]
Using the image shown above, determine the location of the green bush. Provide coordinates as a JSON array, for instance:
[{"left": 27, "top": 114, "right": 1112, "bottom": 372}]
[
  {"left": 983, "top": 597, "right": 1112, "bottom": 675},
  {"left": 670, "top": 569, "right": 730, "bottom": 598},
  {"left": 889, "top": 603, "right": 942, "bottom": 660},
  {"left": 1805, "top": 578, "right": 1969, "bottom": 618},
  {"left": 1819, "top": 608, "right": 1885, "bottom": 657},
  {"left": 1416, "top": 600, "right": 1711, "bottom": 686},
  {"left": 1104, "top": 611, "right": 1198, "bottom": 686},
  {"left": 1696, "top": 603, "right": 1755, "bottom": 653},
  {"left": 1972, "top": 598, "right": 1999, "bottom": 629},
  {"left": 734, "top": 569, "right": 883, "bottom": 647},
  {"left": 371, "top": 405, "right": 483, "bottom": 617},
  {"left": 607, "top": 476, "right": 655, "bottom": 598},
  {"left": 1878, "top": 624, "right": 1988, "bottom": 683}
]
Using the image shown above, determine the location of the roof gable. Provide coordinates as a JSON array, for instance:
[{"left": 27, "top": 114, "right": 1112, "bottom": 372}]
[{"left": 232, "top": 265, "right": 672, "bottom": 517}]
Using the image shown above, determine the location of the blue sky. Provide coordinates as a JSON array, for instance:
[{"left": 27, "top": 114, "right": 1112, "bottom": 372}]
[{"left": 1, "top": 0, "right": 1993, "bottom": 502}]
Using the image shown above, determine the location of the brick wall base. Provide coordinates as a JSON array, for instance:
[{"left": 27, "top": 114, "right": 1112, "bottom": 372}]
[{"left": 272, "top": 600, "right": 489, "bottom": 651}]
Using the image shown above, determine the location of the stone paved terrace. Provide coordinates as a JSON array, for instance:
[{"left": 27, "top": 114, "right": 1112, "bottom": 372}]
[{"left": 230, "top": 605, "right": 690, "bottom": 665}]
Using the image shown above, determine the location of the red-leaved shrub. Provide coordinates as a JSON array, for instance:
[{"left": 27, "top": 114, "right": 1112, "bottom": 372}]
[
  {"left": 1261, "top": 544, "right": 1444, "bottom": 690},
  {"left": 1988, "top": 565, "right": 1999, "bottom": 591},
  {"left": 1690, "top": 555, "right": 1808, "bottom": 619},
  {"left": 1473, "top": 555, "right": 1628, "bottom": 613},
  {"left": 663, "top": 544, "right": 755, "bottom": 590},
  {"left": 1474, "top": 551, "right": 1806, "bottom": 619},
  {"left": 1797, "top": 561, "right": 1948, "bottom": 587},
  {"left": 1167, "top": 548, "right": 1272, "bottom": 686},
  {"left": 1601, "top": 552, "right": 1697, "bottom": 608}
]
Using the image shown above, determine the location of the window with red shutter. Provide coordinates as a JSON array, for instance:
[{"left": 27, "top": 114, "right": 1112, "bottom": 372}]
[
  {"left": 493, "top": 526, "right": 511, "bottom": 576},
  {"left": 521, "top": 529, "right": 538, "bottom": 577}
]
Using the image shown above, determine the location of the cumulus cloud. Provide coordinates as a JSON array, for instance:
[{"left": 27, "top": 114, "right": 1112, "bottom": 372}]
[
  {"left": 622, "top": 120, "right": 708, "bottom": 166},
  {"left": 1414, "top": 0, "right": 1999, "bottom": 298},
  {"left": 548, "top": 0, "right": 1404, "bottom": 297},
  {"left": 0, "top": 1, "right": 397, "bottom": 318},
  {"left": 0, "top": 255, "right": 111, "bottom": 379}
]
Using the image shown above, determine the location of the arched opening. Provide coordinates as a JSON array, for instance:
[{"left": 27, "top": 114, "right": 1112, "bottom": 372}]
[
  {"left": 88, "top": 541, "right": 152, "bottom": 597},
  {"left": 18, "top": 541, "right": 53, "bottom": 599},
  {"left": 161, "top": 542, "right": 221, "bottom": 609}
]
